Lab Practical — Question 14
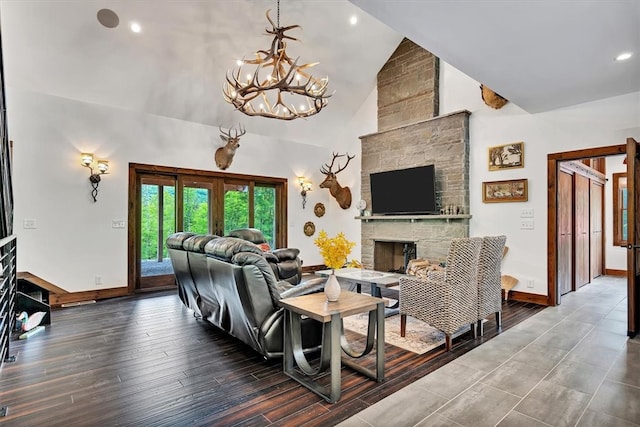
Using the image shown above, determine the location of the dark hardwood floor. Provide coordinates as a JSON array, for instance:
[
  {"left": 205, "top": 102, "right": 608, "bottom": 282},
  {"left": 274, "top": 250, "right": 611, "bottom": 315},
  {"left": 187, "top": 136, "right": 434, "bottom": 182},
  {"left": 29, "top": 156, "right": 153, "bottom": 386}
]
[{"left": 0, "top": 291, "right": 544, "bottom": 426}]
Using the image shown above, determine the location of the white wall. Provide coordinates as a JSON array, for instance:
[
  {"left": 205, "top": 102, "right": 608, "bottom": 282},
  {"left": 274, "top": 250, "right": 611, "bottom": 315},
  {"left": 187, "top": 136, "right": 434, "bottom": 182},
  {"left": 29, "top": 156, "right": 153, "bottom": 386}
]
[
  {"left": 8, "top": 87, "right": 377, "bottom": 292},
  {"left": 9, "top": 59, "right": 639, "bottom": 296},
  {"left": 605, "top": 155, "right": 628, "bottom": 271},
  {"left": 440, "top": 62, "right": 640, "bottom": 295}
]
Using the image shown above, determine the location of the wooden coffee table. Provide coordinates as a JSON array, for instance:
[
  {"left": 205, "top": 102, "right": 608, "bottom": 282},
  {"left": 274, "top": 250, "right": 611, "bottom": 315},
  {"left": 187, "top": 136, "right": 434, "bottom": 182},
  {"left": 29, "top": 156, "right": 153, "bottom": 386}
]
[{"left": 278, "top": 291, "right": 385, "bottom": 403}]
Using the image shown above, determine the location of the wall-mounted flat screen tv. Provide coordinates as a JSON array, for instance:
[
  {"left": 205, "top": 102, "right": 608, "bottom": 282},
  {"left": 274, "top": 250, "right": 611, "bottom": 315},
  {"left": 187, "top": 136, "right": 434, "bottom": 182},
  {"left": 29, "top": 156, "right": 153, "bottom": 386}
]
[{"left": 370, "top": 165, "right": 437, "bottom": 215}]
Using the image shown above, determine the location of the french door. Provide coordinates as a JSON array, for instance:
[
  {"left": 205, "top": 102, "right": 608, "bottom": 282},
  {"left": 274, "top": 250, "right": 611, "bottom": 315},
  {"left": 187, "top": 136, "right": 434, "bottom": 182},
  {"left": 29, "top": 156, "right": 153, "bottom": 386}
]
[{"left": 129, "top": 164, "right": 287, "bottom": 292}]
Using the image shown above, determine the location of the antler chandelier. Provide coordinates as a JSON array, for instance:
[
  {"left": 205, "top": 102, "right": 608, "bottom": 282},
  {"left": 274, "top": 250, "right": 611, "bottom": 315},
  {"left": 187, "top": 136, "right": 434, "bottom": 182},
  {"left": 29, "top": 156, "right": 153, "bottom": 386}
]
[{"left": 222, "top": 0, "right": 331, "bottom": 120}]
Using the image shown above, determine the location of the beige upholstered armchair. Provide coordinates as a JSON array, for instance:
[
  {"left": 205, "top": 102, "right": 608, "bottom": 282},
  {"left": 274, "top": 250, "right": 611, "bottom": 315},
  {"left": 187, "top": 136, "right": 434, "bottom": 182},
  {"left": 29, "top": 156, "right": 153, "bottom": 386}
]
[
  {"left": 477, "top": 235, "right": 507, "bottom": 336},
  {"left": 399, "top": 237, "right": 483, "bottom": 351}
]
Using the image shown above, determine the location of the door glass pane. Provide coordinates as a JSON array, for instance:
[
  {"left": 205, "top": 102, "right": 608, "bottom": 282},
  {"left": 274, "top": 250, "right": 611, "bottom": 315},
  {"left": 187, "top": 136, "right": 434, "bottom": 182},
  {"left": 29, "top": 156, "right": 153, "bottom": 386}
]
[
  {"left": 223, "top": 182, "right": 249, "bottom": 235},
  {"left": 254, "top": 185, "right": 276, "bottom": 248},
  {"left": 183, "top": 185, "right": 211, "bottom": 234},
  {"left": 162, "top": 186, "right": 176, "bottom": 258},
  {"left": 141, "top": 182, "right": 176, "bottom": 277}
]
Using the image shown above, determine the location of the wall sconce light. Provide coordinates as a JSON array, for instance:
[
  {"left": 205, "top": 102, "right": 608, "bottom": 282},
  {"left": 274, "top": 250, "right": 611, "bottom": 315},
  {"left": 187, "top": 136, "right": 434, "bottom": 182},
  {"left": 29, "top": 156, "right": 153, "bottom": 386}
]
[
  {"left": 298, "top": 176, "right": 313, "bottom": 209},
  {"left": 81, "top": 153, "right": 109, "bottom": 202}
]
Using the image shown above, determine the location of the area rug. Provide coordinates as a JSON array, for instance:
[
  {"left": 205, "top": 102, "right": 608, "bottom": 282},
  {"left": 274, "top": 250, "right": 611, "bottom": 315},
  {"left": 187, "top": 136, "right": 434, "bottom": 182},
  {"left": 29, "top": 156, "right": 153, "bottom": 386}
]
[{"left": 342, "top": 311, "right": 470, "bottom": 355}]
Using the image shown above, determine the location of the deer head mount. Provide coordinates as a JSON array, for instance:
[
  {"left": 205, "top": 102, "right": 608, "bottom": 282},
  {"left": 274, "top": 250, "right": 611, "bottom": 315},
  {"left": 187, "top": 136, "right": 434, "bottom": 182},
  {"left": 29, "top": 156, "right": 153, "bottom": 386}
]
[
  {"left": 215, "top": 124, "right": 246, "bottom": 170},
  {"left": 319, "top": 152, "right": 355, "bottom": 209}
]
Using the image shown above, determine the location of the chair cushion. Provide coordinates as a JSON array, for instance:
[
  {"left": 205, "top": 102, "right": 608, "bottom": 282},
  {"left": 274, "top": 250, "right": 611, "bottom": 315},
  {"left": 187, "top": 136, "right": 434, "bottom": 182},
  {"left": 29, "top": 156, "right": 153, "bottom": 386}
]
[
  {"left": 166, "top": 232, "right": 196, "bottom": 249},
  {"left": 183, "top": 234, "right": 219, "bottom": 252},
  {"left": 205, "top": 237, "right": 264, "bottom": 260},
  {"left": 226, "top": 228, "right": 267, "bottom": 244},
  {"left": 231, "top": 251, "right": 281, "bottom": 303}
]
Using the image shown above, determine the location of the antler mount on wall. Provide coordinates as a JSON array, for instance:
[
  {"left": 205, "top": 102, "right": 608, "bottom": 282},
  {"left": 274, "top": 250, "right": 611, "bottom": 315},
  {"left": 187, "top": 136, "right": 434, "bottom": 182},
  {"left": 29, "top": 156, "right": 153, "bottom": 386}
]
[{"left": 319, "top": 152, "right": 355, "bottom": 209}]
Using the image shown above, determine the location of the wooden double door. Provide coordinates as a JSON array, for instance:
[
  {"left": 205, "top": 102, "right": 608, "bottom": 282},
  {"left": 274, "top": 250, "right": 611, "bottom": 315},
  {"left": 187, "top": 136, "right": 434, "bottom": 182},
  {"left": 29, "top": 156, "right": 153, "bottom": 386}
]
[
  {"left": 551, "top": 138, "right": 640, "bottom": 337},
  {"left": 557, "top": 161, "right": 604, "bottom": 295}
]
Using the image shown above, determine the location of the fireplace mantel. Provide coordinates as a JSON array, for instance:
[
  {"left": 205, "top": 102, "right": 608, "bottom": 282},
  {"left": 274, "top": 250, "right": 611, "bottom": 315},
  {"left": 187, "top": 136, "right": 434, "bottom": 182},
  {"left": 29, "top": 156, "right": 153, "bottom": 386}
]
[{"left": 356, "top": 214, "right": 471, "bottom": 223}]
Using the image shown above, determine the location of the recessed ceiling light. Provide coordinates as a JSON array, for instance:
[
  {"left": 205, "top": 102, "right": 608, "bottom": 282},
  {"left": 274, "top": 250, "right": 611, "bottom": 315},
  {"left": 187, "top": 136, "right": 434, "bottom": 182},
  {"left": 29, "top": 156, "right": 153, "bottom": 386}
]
[
  {"left": 130, "top": 22, "right": 142, "bottom": 33},
  {"left": 616, "top": 52, "right": 632, "bottom": 61},
  {"left": 349, "top": 15, "right": 358, "bottom": 25}
]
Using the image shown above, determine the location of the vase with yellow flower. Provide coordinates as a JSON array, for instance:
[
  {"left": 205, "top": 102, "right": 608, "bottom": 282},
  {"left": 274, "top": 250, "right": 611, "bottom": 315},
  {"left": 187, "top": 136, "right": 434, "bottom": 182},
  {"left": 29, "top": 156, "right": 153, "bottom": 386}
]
[{"left": 314, "top": 230, "right": 356, "bottom": 301}]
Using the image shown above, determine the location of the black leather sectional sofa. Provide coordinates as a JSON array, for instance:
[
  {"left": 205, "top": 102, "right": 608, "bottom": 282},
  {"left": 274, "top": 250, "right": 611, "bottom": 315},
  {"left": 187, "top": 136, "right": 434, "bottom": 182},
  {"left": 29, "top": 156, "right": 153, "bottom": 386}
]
[{"left": 166, "top": 232, "right": 325, "bottom": 358}]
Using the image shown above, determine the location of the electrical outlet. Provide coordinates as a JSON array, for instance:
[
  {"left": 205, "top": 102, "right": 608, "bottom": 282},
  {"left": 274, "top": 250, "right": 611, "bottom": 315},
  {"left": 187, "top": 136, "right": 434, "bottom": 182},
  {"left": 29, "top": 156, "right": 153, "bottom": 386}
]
[
  {"left": 112, "top": 220, "right": 126, "bottom": 229},
  {"left": 520, "top": 220, "right": 534, "bottom": 230},
  {"left": 520, "top": 208, "right": 534, "bottom": 218},
  {"left": 95, "top": 276, "right": 103, "bottom": 285},
  {"left": 526, "top": 279, "right": 535, "bottom": 288},
  {"left": 23, "top": 219, "right": 37, "bottom": 229}
]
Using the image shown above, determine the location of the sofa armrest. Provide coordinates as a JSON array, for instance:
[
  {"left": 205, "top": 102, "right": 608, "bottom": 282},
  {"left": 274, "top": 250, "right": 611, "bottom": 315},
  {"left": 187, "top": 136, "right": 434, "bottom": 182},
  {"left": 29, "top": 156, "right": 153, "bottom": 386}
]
[
  {"left": 280, "top": 277, "right": 325, "bottom": 299},
  {"left": 263, "top": 252, "right": 279, "bottom": 263},
  {"left": 271, "top": 248, "right": 300, "bottom": 261}
]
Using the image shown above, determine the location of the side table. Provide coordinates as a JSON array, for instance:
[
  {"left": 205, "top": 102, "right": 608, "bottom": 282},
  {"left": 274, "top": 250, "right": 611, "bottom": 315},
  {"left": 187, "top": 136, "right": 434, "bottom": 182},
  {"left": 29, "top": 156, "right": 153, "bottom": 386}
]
[{"left": 278, "top": 291, "right": 385, "bottom": 403}]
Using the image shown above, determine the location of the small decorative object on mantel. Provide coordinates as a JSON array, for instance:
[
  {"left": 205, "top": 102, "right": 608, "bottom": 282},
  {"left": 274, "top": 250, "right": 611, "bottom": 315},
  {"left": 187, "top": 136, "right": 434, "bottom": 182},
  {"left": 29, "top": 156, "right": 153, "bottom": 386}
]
[
  {"left": 314, "top": 230, "right": 356, "bottom": 301},
  {"left": 215, "top": 124, "right": 246, "bottom": 170},
  {"left": 480, "top": 84, "right": 509, "bottom": 109},
  {"left": 314, "top": 202, "right": 325, "bottom": 217},
  {"left": 356, "top": 199, "right": 367, "bottom": 216},
  {"left": 303, "top": 221, "right": 316, "bottom": 236},
  {"left": 320, "top": 152, "right": 355, "bottom": 209},
  {"left": 441, "top": 205, "right": 463, "bottom": 215},
  {"left": 488, "top": 141, "right": 524, "bottom": 171}
]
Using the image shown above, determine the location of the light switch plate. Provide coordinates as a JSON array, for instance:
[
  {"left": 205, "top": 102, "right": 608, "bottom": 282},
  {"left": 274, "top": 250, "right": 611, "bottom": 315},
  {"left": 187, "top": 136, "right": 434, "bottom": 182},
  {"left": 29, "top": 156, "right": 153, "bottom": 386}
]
[
  {"left": 112, "top": 220, "right": 126, "bottom": 229},
  {"left": 520, "top": 208, "right": 534, "bottom": 218},
  {"left": 23, "top": 219, "right": 37, "bottom": 229},
  {"left": 520, "top": 220, "right": 534, "bottom": 230}
]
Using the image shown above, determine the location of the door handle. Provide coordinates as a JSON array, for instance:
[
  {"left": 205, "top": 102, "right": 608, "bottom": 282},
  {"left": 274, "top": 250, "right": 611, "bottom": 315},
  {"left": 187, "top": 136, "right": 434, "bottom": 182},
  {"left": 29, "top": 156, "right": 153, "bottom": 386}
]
[{"left": 628, "top": 244, "right": 640, "bottom": 249}]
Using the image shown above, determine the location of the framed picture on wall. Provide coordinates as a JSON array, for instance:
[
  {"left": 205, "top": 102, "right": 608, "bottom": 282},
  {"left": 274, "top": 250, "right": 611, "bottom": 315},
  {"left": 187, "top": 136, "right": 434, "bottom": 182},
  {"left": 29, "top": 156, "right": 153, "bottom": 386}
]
[
  {"left": 488, "top": 141, "right": 524, "bottom": 171},
  {"left": 482, "top": 179, "right": 528, "bottom": 203}
]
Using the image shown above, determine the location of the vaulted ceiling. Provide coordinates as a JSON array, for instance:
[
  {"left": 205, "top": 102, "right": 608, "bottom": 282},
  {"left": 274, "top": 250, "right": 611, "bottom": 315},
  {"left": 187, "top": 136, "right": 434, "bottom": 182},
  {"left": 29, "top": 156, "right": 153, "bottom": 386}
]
[
  {"left": 1, "top": 0, "right": 638, "bottom": 146},
  {"left": 353, "top": 0, "right": 640, "bottom": 114}
]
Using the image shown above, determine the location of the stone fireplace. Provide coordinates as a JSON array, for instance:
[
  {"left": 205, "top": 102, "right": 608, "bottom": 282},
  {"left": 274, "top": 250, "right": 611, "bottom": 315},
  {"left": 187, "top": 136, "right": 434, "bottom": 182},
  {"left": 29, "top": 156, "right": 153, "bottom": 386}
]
[{"left": 359, "top": 39, "right": 471, "bottom": 268}]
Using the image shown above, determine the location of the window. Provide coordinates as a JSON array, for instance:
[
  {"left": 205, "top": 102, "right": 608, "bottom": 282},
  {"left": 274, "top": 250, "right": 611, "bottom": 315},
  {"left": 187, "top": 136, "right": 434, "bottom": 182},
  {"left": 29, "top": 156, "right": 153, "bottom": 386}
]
[{"left": 613, "top": 172, "right": 628, "bottom": 246}]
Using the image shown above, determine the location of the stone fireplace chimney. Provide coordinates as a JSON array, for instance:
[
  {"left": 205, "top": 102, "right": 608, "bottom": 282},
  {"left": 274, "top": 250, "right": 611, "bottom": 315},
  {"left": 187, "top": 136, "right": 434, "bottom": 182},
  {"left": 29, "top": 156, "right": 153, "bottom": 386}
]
[
  {"left": 377, "top": 38, "right": 439, "bottom": 131},
  {"left": 359, "top": 38, "right": 471, "bottom": 268}
]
